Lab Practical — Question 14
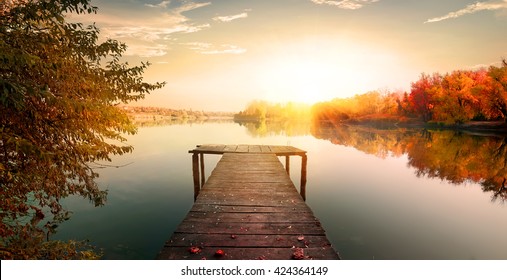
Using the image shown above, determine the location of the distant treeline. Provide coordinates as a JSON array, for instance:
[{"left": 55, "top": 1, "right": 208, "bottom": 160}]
[
  {"left": 313, "top": 59, "right": 507, "bottom": 125},
  {"left": 234, "top": 101, "right": 311, "bottom": 121},
  {"left": 123, "top": 106, "right": 233, "bottom": 125}
]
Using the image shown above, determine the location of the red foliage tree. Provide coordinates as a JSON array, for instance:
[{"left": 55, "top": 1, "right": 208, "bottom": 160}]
[{"left": 408, "top": 73, "right": 441, "bottom": 121}]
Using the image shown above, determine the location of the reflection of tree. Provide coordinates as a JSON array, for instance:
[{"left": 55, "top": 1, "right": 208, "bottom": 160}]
[
  {"left": 133, "top": 118, "right": 233, "bottom": 127},
  {"left": 311, "top": 122, "right": 507, "bottom": 202},
  {"left": 236, "top": 119, "right": 312, "bottom": 137},
  {"left": 481, "top": 138, "right": 507, "bottom": 202},
  {"left": 311, "top": 122, "right": 416, "bottom": 158}
]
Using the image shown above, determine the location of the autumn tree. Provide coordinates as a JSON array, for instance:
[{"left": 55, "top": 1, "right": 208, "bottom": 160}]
[
  {"left": 431, "top": 70, "right": 481, "bottom": 124},
  {"left": 407, "top": 63, "right": 507, "bottom": 124},
  {"left": 407, "top": 73, "right": 441, "bottom": 121},
  {"left": 485, "top": 60, "right": 507, "bottom": 121},
  {"left": 0, "top": 0, "right": 164, "bottom": 259}
]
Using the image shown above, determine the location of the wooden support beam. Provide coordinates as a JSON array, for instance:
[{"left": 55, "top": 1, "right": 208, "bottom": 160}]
[
  {"left": 191, "top": 153, "right": 200, "bottom": 201},
  {"left": 199, "top": 153, "right": 205, "bottom": 188},
  {"left": 285, "top": 155, "right": 290, "bottom": 174},
  {"left": 300, "top": 154, "right": 307, "bottom": 201}
]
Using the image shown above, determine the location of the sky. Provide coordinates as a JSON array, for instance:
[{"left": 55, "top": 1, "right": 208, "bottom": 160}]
[{"left": 71, "top": 0, "right": 507, "bottom": 111}]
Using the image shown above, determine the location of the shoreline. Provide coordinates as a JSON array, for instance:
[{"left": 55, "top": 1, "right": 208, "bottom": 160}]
[{"left": 318, "top": 118, "right": 507, "bottom": 136}]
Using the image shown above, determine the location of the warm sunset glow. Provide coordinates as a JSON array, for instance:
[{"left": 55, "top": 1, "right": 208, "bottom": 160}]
[
  {"left": 258, "top": 56, "right": 336, "bottom": 104},
  {"left": 67, "top": 0, "right": 507, "bottom": 111},
  {"left": 254, "top": 39, "right": 407, "bottom": 104},
  {"left": 4, "top": 0, "right": 507, "bottom": 265}
]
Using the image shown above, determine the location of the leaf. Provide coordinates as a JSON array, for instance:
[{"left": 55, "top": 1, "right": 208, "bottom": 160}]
[
  {"left": 292, "top": 248, "right": 304, "bottom": 260},
  {"left": 188, "top": 247, "right": 201, "bottom": 254},
  {"left": 214, "top": 249, "right": 225, "bottom": 258}
]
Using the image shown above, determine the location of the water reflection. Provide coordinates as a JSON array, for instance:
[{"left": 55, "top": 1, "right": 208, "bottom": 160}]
[
  {"left": 312, "top": 122, "right": 507, "bottom": 203},
  {"left": 235, "top": 119, "right": 312, "bottom": 137},
  {"left": 54, "top": 121, "right": 507, "bottom": 259},
  {"left": 238, "top": 119, "right": 507, "bottom": 202},
  {"left": 131, "top": 116, "right": 234, "bottom": 127}
]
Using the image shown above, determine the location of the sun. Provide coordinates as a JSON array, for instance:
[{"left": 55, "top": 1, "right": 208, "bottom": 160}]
[
  {"left": 270, "top": 61, "right": 329, "bottom": 103},
  {"left": 253, "top": 38, "right": 406, "bottom": 105},
  {"left": 254, "top": 40, "right": 371, "bottom": 105},
  {"left": 257, "top": 56, "right": 337, "bottom": 104}
]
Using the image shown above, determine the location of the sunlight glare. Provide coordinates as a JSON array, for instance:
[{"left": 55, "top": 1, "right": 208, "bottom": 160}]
[
  {"left": 258, "top": 55, "right": 339, "bottom": 104},
  {"left": 261, "top": 59, "right": 333, "bottom": 104},
  {"left": 255, "top": 39, "right": 404, "bottom": 105}
]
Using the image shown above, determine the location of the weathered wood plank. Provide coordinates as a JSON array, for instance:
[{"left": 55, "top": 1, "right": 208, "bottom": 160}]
[
  {"left": 206, "top": 177, "right": 291, "bottom": 184},
  {"left": 183, "top": 212, "right": 318, "bottom": 223},
  {"left": 248, "top": 145, "right": 261, "bottom": 153},
  {"left": 173, "top": 220, "right": 326, "bottom": 235},
  {"left": 198, "top": 188, "right": 302, "bottom": 197},
  {"left": 190, "top": 145, "right": 306, "bottom": 156},
  {"left": 194, "top": 200, "right": 303, "bottom": 207},
  {"left": 166, "top": 233, "right": 331, "bottom": 248},
  {"left": 195, "top": 194, "right": 304, "bottom": 207},
  {"left": 190, "top": 204, "right": 310, "bottom": 213},
  {"left": 202, "top": 181, "right": 295, "bottom": 189},
  {"left": 157, "top": 247, "right": 338, "bottom": 260},
  {"left": 236, "top": 145, "right": 249, "bottom": 153},
  {"left": 197, "top": 190, "right": 302, "bottom": 198},
  {"left": 223, "top": 145, "right": 238, "bottom": 152}
]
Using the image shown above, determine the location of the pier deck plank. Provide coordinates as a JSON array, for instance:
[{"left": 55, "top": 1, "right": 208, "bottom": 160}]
[{"left": 157, "top": 146, "right": 339, "bottom": 260}]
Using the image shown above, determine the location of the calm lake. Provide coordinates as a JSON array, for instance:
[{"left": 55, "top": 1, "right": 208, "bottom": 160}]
[{"left": 54, "top": 120, "right": 507, "bottom": 260}]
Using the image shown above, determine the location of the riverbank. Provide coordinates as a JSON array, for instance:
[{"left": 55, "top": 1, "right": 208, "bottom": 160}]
[
  {"left": 320, "top": 115, "right": 507, "bottom": 135},
  {"left": 122, "top": 106, "right": 234, "bottom": 126}
]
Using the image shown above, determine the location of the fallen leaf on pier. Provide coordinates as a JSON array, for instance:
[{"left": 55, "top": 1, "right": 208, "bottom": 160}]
[
  {"left": 215, "top": 249, "right": 225, "bottom": 257},
  {"left": 292, "top": 248, "right": 304, "bottom": 260},
  {"left": 188, "top": 247, "right": 202, "bottom": 254}
]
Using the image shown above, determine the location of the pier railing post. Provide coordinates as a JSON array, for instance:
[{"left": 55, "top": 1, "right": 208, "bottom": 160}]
[
  {"left": 192, "top": 152, "right": 200, "bottom": 201},
  {"left": 300, "top": 153, "right": 307, "bottom": 201}
]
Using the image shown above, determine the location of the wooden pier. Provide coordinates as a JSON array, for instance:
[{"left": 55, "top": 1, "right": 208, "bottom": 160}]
[{"left": 157, "top": 145, "right": 339, "bottom": 260}]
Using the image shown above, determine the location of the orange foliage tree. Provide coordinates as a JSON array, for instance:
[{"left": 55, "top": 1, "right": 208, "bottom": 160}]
[
  {"left": 484, "top": 60, "right": 507, "bottom": 120},
  {"left": 311, "top": 60, "right": 507, "bottom": 125},
  {"left": 406, "top": 61, "right": 507, "bottom": 124}
]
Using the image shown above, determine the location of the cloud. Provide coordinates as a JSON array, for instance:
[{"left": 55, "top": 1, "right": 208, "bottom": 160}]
[
  {"left": 468, "top": 60, "right": 505, "bottom": 69},
  {"left": 425, "top": 0, "right": 507, "bottom": 23},
  {"left": 124, "top": 44, "right": 169, "bottom": 57},
  {"left": 145, "top": 0, "right": 171, "bottom": 8},
  {"left": 174, "top": 1, "right": 211, "bottom": 13},
  {"left": 103, "top": 23, "right": 210, "bottom": 42},
  {"left": 213, "top": 12, "right": 248, "bottom": 22},
  {"left": 310, "top": 0, "right": 379, "bottom": 10},
  {"left": 185, "top": 42, "right": 247, "bottom": 55},
  {"left": 68, "top": 1, "right": 211, "bottom": 57}
]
